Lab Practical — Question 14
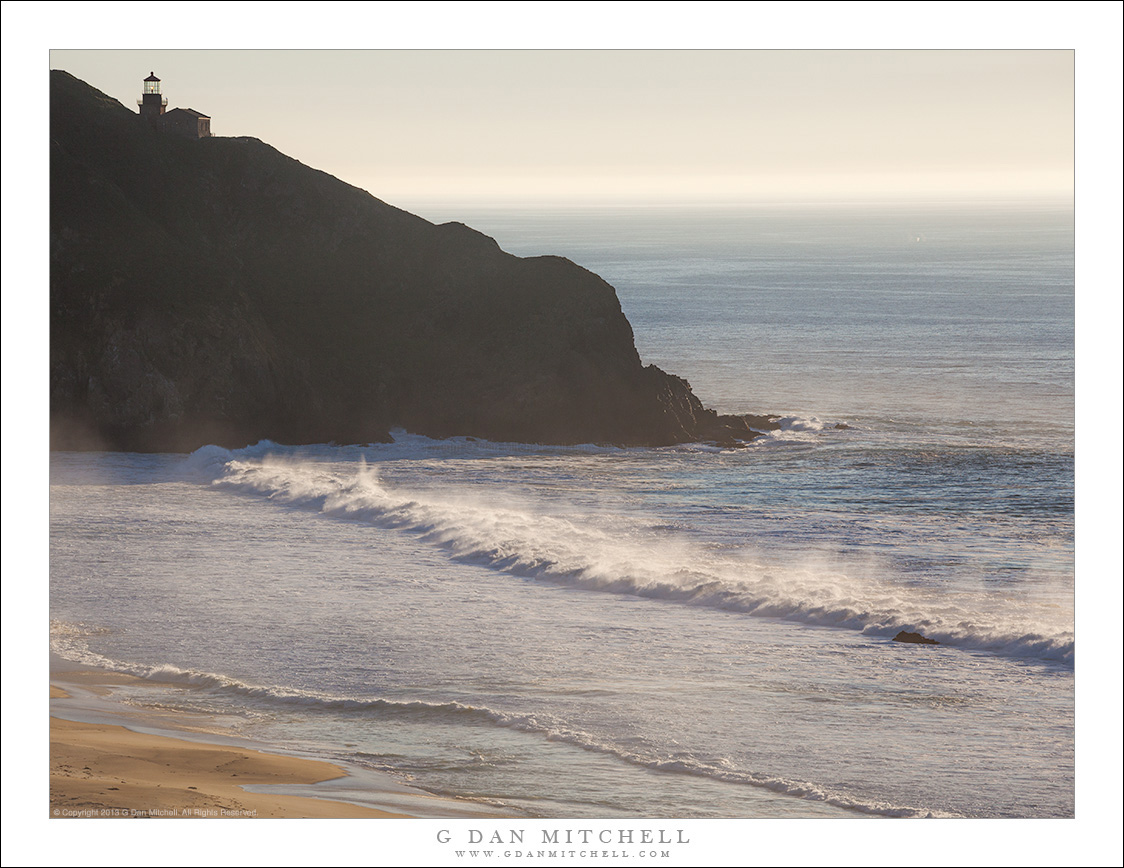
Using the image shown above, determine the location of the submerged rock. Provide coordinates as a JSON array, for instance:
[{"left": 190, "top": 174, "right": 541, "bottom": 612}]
[{"left": 893, "top": 630, "right": 941, "bottom": 645}]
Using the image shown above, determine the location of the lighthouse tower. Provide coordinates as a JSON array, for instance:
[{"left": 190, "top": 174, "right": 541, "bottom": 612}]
[{"left": 138, "top": 72, "right": 167, "bottom": 127}]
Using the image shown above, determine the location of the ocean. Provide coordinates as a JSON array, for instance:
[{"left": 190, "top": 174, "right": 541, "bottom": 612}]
[{"left": 49, "top": 201, "right": 1074, "bottom": 819}]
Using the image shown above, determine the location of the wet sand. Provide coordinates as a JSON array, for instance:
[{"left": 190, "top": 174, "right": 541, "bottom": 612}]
[
  {"left": 49, "top": 668, "right": 503, "bottom": 819},
  {"left": 50, "top": 713, "right": 403, "bottom": 818}
]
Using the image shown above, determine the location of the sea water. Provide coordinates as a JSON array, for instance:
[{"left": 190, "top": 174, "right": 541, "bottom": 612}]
[{"left": 49, "top": 202, "right": 1074, "bottom": 818}]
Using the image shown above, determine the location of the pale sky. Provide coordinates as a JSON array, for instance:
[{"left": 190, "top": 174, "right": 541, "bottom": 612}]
[{"left": 47, "top": 48, "right": 1074, "bottom": 206}]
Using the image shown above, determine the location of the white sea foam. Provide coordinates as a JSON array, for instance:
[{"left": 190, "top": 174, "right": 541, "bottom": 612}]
[
  {"left": 198, "top": 448, "right": 1073, "bottom": 665},
  {"left": 49, "top": 628, "right": 956, "bottom": 819}
]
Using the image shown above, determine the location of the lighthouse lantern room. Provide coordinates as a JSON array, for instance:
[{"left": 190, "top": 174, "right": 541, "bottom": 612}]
[{"left": 138, "top": 72, "right": 168, "bottom": 125}]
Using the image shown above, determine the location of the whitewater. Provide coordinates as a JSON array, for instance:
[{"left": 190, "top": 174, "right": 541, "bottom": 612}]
[{"left": 50, "top": 202, "right": 1074, "bottom": 818}]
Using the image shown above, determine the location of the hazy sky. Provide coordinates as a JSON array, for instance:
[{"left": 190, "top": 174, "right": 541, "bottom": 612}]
[{"left": 48, "top": 48, "right": 1073, "bottom": 206}]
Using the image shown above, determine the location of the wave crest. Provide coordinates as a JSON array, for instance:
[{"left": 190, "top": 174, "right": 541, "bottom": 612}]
[{"left": 198, "top": 453, "right": 1073, "bottom": 665}]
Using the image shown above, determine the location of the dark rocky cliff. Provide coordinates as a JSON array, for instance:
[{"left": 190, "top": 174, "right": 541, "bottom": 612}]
[{"left": 50, "top": 70, "right": 776, "bottom": 451}]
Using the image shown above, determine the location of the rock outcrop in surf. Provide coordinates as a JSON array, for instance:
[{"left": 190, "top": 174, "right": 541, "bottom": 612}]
[
  {"left": 893, "top": 631, "right": 941, "bottom": 645},
  {"left": 50, "top": 70, "right": 777, "bottom": 452}
]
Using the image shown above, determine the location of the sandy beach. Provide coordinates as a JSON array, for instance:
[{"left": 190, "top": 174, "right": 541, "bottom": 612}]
[
  {"left": 50, "top": 714, "right": 401, "bottom": 818},
  {"left": 49, "top": 668, "right": 501, "bottom": 819}
]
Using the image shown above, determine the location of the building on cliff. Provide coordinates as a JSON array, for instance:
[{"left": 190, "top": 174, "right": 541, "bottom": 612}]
[{"left": 137, "top": 72, "right": 211, "bottom": 139}]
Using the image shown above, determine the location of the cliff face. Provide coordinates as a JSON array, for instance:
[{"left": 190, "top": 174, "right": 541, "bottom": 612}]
[{"left": 50, "top": 71, "right": 770, "bottom": 451}]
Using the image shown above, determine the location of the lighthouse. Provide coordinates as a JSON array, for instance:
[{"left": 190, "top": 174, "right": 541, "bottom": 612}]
[
  {"left": 136, "top": 72, "right": 212, "bottom": 138},
  {"left": 138, "top": 72, "right": 167, "bottom": 127}
]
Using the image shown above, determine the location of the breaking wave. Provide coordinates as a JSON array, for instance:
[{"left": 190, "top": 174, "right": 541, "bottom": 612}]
[{"left": 187, "top": 444, "right": 1073, "bottom": 665}]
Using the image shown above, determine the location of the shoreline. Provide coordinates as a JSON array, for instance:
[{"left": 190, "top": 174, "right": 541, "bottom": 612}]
[{"left": 49, "top": 665, "right": 508, "bottom": 819}]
